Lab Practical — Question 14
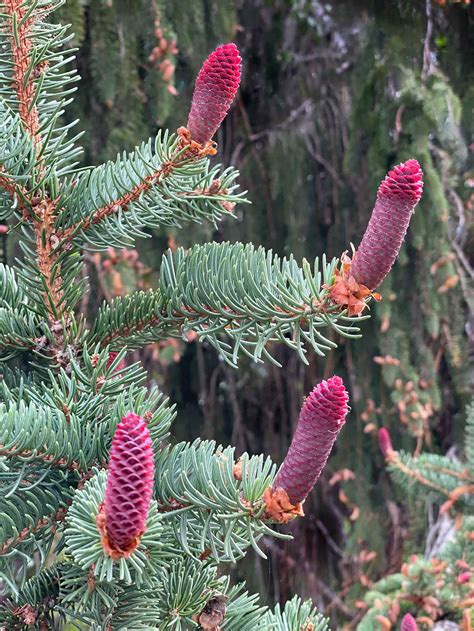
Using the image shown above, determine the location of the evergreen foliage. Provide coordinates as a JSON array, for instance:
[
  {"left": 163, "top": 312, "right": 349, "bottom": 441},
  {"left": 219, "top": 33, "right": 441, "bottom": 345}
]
[
  {"left": 0, "top": 1, "right": 392, "bottom": 628},
  {"left": 0, "top": 1, "right": 468, "bottom": 629},
  {"left": 28, "top": 1, "right": 471, "bottom": 618},
  {"left": 358, "top": 404, "right": 474, "bottom": 629}
]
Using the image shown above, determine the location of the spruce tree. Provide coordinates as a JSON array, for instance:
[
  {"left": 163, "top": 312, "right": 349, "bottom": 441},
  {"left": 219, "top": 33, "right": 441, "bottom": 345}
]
[
  {"left": 358, "top": 406, "right": 474, "bottom": 629},
  {"left": 0, "top": 2, "right": 424, "bottom": 628}
]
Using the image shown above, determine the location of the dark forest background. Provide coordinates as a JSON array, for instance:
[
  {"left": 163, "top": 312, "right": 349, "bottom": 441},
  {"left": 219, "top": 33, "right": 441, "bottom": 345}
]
[{"left": 7, "top": 0, "right": 471, "bottom": 627}]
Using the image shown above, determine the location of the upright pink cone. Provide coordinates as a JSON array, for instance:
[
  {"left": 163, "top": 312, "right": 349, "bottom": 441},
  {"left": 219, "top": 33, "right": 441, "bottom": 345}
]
[
  {"left": 103, "top": 413, "right": 154, "bottom": 553},
  {"left": 351, "top": 159, "right": 423, "bottom": 290},
  {"left": 187, "top": 43, "right": 241, "bottom": 145},
  {"left": 401, "top": 614, "right": 418, "bottom": 631},
  {"left": 378, "top": 427, "right": 394, "bottom": 459},
  {"left": 273, "top": 376, "right": 349, "bottom": 505}
]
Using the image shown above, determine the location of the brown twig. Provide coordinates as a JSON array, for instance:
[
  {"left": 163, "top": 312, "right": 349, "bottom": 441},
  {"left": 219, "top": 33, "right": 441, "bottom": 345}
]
[
  {"left": 422, "top": 0, "right": 434, "bottom": 82},
  {"left": 422, "top": 462, "right": 474, "bottom": 482},
  {"left": 0, "top": 506, "right": 68, "bottom": 555},
  {"left": 99, "top": 314, "right": 162, "bottom": 348},
  {"left": 389, "top": 453, "right": 453, "bottom": 497},
  {"left": 58, "top": 130, "right": 218, "bottom": 243},
  {"left": 440, "top": 484, "right": 474, "bottom": 513},
  {"left": 35, "top": 197, "right": 66, "bottom": 324},
  {"left": 4, "top": 0, "right": 43, "bottom": 149},
  {"left": 3, "top": 2, "right": 67, "bottom": 340},
  {"left": 99, "top": 293, "right": 339, "bottom": 349},
  {"left": 58, "top": 163, "right": 174, "bottom": 242},
  {"left": 0, "top": 173, "right": 21, "bottom": 198},
  {"left": 0, "top": 445, "right": 80, "bottom": 472},
  {"left": 0, "top": 153, "right": 31, "bottom": 219},
  {"left": 0, "top": 335, "right": 36, "bottom": 350}
]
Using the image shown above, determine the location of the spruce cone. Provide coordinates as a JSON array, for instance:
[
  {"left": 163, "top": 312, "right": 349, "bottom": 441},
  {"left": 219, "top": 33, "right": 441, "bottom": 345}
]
[
  {"left": 273, "top": 376, "right": 349, "bottom": 505},
  {"left": 106, "top": 351, "right": 126, "bottom": 372},
  {"left": 351, "top": 159, "right": 423, "bottom": 290},
  {"left": 401, "top": 614, "right": 418, "bottom": 631},
  {"left": 378, "top": 427, "right": 394, "bottom": 459},
  {"left": 103, "top": 413, "right": 154, "bottom": 553},
  {"left": 187, "top": 43, "right": 241, "bottom": 145}
]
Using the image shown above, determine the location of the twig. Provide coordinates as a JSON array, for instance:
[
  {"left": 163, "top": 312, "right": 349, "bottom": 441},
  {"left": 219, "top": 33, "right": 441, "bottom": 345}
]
[
  {"left": 3, "top": 2, "right": 68, "bottom": 345},
  {"left": 316, "top": 518, "right": 344, "bottom": 557},
  {"left": 316, "top": 577, "right": 355, "bottom": 619},
  {"left": 447, "top": 189, "right": 474, "bottom": 281},
  {"left": 393, "top": 104, "right": 405, "bottom": 144},
  {"left": 4, "top": 0, "right": 42, "bottom": 148},
  {"left": 0, "top": 506, "right": 68, "bottom": 555},
  {"left": 304, "top": 131, "right": 345, "bottom": 189},
  {"left": 389, "top": 453, "right": 453, "bottom": 497},
  {"left": 0, "top": 445, "right": 80, "bottom": 472},
  {"left": 35, "top": 197, "right": 65, "bottom": 323},
  {"left": 422, "top": 0, "right": 434, "bottom": 82},
  {"left": 58, "top": 163, "right": 173, "bottom": 242},
  {"left": 58, "top": 146, "right": 222, "bottom": 242}
]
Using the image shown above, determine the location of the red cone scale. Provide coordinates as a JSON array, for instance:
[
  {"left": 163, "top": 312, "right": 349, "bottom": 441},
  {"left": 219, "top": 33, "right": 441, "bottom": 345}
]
[
  {"left": 273, "top": 376, "right": 349, "bottom": 505},
  {"left": 401, "top": 614, "right": 418, "bottom": 631},
  {"left": 104, "top": 413, "right": 154, "bottom": 552},
  {"left": 187, "top": 43, "right": 241, "bottom": 145},
  {"left": 351, "top": 159, "right": 423, "bottom": 290}
]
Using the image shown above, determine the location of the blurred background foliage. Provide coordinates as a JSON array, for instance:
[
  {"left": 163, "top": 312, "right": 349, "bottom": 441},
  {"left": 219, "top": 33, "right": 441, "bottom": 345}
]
[{"left": 11, "top": 0, "right": 471, "bottom": 626}]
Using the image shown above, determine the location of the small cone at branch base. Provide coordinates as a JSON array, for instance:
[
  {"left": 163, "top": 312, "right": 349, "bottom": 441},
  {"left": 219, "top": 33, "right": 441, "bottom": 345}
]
[
  {"left": 98, "top": 413, "right": 154, "bottom": 557},
  {"left": 378, "top": 427, "right": 395, "bottom": 459},
  {"left": 351, "top": 159, "right": 423, "bottom": 290},
  {"left": 267, "top": 376, "right": 349, "bottom": 518},
  {"left": 401, "top": 613, "right": 418, "bottom": 631},
  {"left": 457, "top": 571, "right": 472, "bottom": 584},
  {"left": 186, "top": 43, "right": 241, "bottom": 145}
]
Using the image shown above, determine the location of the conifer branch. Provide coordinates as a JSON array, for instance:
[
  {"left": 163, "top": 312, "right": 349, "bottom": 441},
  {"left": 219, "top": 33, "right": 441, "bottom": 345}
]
[
  {"left": 0, "top": 2, "right": 71, "bottom": 340},
  {"left": 422, "top": 462, "right": 473, "bottom": 482},
  {"left": 56, "top": 133, "right": 243, "bottom": 250},
  {"left": 154, "top": 440, "right": 285, "bottom": 562},
  {"left": 0, "top": 505, "right": 67, "bottom": 556},
  {"left": 58, "top": 157, "right": 179, "bottom": 243},
  {"left": 56, "top": 43, "right": 244, "bottom": 248},
  {"left": 0, "top": 445, "right": 80, "bottom": 471},
  {"left": 0, "top": 3, "right": 434, "bottom": 624},
  {"left": 159, "top": 242, "right": 367, "bottom": 366},
  {"left": 439, "top": 484, "right": 474, "bottom": 513},
  {"left": 0, "top": 565, "right": 62, "bottom": 629},
  {"left": 34, "top": 196, "right": 66, "bottom": 323},
  {"left": 88, "top": 290, "right": 166, "bottom": 348},
  {"left": 0, "top": 305, "right": 42, "bottom": 357},
  {"left": 88, "top": 244, "right": 369, "bottom": 364},
  {"left": 383, "top": 441, "right": 474, "bottom": 514},
  {"left": 0, "top": 90, "right": 38, "bottom": 218},
  {"left": 388, "top": 452, "right": 457, "bottom": 497},
  {"left": 4, "top": 0, "right": 43, "bottom": 149},
  {"left": 0, "top": 171, "right": 28, "bottom": 206}
]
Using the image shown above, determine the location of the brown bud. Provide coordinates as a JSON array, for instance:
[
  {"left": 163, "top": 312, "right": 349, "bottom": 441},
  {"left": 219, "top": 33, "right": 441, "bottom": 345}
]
[{"left": 198, "top": 595, "right": 228, "bottom": 630}]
